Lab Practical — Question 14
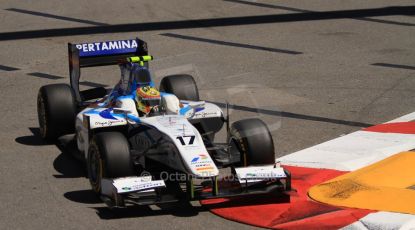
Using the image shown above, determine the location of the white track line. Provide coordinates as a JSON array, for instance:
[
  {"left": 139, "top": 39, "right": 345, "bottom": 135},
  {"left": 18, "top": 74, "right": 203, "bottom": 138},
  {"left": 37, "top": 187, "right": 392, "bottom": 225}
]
[
  {"left": 385, "top": 111, "right": 415, "bottom": 123},
  {"left": 277, "top": 131, "right": 415, "bottom": 171},
  {"left": 277, "top": 112, "right": 415, "bottom": 171}
]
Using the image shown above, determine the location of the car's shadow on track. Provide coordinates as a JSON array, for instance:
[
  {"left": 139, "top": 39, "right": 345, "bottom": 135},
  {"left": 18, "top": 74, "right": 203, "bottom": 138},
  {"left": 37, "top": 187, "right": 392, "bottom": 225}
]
[
  {"left": 94, "top": 202, "right": 202, "bottom": 219},
  {"left": 91, "top": 193, "right": 290, "bottom": 220},
  {"left": 15, "top": 128, "right": 86, "bottom": 178},
  {"left": 63, "top": 188, "right": 205, "bottom": 218},
  {"left": 53, "top": 152, "right": 86, "bottom": 178},
  {"left": 15, "top": 127, "right": 48, "bottom": 146},
  {"left": 62, "top": 190, "right": 290, "bottom": 220},
  {"left": 53, "top": 134, "right": 86, "bottom": 178},
  {"left": 64, "top": 189, "right": 101, "bottom": 204}
]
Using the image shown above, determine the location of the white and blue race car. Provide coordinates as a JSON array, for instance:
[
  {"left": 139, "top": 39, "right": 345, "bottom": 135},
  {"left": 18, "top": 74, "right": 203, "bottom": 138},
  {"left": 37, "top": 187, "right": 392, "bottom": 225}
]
[{"left": 37, "top": 38, "right": 291, "bottom": 207}]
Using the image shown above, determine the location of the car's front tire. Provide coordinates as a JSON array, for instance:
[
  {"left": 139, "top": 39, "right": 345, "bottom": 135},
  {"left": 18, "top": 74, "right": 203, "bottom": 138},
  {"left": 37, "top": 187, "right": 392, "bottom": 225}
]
[
  {"left": 87, "top": 132, "right": 135, "bottom": 193},
  {"left": 37, "top": 84, "right": 76, "bottom": 141},
  {"left": 229, "top": 118, "right": 275, "bottom": 166}
]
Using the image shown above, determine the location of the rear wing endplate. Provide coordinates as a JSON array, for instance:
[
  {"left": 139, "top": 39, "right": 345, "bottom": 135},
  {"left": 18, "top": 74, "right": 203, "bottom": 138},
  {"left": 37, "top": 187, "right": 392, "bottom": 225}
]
[{"left": 68, "top": 38, "right": 148, "bottom": 102}]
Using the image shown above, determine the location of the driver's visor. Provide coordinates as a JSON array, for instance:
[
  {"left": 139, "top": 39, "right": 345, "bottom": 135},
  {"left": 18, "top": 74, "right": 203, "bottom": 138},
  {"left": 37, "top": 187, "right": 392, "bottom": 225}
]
[{"left": 142, "top": 98, "right": 160, "bottom": 106}]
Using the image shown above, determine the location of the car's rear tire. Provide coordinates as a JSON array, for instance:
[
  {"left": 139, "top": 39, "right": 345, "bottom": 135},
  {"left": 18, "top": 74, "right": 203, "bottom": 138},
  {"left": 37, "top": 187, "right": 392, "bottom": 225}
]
[
  {"left": 37, "top": 84, "right": 77, "bottom": 141},
  {"left": 159, "top": 74, "right": 199, "bottom": 101},
  {"left": 87, "top": 132, "right": 135, "bottom": 193},
  {"left": 229, "top": 118, "right": 275, "bottom": 166}
]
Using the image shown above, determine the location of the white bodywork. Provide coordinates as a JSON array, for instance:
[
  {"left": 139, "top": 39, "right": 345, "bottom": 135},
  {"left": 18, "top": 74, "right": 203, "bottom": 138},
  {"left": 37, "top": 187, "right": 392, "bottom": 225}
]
[{"left": 75, "top": 94, "right": 222, "bottom": 177}]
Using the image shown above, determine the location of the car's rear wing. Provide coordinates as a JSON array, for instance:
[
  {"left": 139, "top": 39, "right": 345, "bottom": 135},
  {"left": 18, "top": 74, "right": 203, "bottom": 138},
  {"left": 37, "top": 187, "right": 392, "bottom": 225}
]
[{"left": 68, "top": 38, "right": 148, "bottom": 102}]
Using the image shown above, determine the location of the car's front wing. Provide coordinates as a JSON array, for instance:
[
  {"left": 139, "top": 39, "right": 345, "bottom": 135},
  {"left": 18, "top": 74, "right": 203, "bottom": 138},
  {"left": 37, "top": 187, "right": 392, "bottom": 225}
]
[{"left": 100, "top": 165, "right": 291, "bottom": 208}]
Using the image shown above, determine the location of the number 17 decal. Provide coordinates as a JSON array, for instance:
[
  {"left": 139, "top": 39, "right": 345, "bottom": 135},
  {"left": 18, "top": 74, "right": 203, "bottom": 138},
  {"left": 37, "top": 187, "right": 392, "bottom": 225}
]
[{"left": 177, "top": 135, "right": 196, "bottom": 146}]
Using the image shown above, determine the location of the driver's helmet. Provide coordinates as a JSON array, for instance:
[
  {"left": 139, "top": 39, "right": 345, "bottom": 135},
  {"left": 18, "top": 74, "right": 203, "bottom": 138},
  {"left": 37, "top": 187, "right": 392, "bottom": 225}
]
[{"left": 135, "top": 86, "right": 161, "bottom": 115}]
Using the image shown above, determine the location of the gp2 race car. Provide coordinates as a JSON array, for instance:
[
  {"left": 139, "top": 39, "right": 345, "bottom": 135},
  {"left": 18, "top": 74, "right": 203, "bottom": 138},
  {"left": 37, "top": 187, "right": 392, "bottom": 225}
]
[{"left": 37, "top": 37, "right": 291, "bottom": 208}]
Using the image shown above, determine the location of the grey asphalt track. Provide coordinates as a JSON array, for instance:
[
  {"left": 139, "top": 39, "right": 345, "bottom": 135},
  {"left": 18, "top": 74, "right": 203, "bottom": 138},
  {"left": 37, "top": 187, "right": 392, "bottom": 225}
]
[{"left": 1, "top": 0, "right": 414, "bottom": 229}]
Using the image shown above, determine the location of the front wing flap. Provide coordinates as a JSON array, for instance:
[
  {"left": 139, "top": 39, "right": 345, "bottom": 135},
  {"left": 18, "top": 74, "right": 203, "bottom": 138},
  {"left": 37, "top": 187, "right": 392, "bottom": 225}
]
[{"left": 235, "top": 165, "right": 288, "bottom": 185}]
